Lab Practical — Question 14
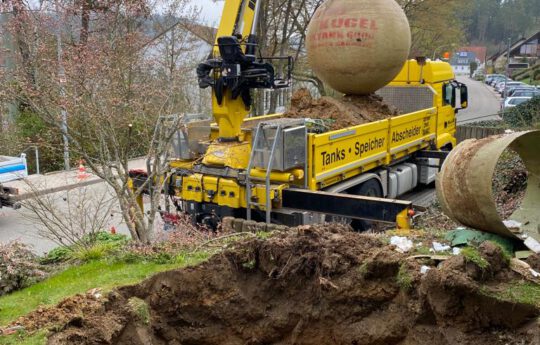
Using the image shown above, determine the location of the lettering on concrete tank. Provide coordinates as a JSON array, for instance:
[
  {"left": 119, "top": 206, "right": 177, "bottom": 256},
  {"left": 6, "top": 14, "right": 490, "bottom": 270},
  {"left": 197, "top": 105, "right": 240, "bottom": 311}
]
[{"left": 311, "top": 15, "right": 378, "bottom": 48}]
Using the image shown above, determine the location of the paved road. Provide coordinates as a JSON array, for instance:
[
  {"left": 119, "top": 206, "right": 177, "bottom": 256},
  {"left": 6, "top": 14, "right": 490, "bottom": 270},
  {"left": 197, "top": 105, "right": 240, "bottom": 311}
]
[
  {"left": 0, "top": 159, "right": 146, "bottom": 253},
  {"left": 0, "top": 182, "right": 133, "bottom": 254},
  {"left": 456, "top": 76, "right": 502, "bottom": 124}
]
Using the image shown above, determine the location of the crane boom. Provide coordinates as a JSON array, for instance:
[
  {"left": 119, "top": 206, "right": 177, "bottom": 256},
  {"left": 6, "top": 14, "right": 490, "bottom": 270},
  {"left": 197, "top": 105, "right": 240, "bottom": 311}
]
[{"left": 197, "top": 0, "right": 291, "bottom": 141}]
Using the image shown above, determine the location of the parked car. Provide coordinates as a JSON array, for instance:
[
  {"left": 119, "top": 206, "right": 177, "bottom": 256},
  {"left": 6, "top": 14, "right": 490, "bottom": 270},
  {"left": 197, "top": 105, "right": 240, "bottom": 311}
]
[
  {"left": 511, "top": 90, "right": 540, "bottom": 97},
  {"left": 485, "top": 74, "right": 505, "bottom": 84},
  {"left": 473, "top": 69, "right": 485, "bottom": 80},
  {"left": 489, "top": 76, "right": 511, "bottom": 86},
  {"left": 508, "top": 87, "right": 538, "bottom": 97},
  {"left": 501, "top": 96, "right": 532, "bottom": 109},
  {"left": 496, "top": 81, "right": 524, "bottom": 94},
  {"left": 494, "top": 80, "right": 508, "bottom": 91}
]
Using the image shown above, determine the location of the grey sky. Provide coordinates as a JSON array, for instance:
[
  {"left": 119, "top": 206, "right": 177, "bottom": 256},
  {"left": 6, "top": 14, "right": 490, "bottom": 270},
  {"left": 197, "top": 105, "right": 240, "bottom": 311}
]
[{"left": 195, "top": 0, "right": 223, "bottom": 26}]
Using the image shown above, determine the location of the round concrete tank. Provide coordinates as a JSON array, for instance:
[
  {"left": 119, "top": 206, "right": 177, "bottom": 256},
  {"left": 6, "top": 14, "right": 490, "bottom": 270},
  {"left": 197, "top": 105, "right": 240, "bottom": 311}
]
[{"left": 306, "top": 0, "right": 411, "bottom": 95}]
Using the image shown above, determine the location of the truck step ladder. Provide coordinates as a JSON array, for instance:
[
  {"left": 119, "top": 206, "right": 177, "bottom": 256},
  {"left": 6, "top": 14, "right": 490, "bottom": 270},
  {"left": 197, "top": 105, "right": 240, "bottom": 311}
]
[{"left": 246, "top": 119, "right": 306, "bottom": 224}]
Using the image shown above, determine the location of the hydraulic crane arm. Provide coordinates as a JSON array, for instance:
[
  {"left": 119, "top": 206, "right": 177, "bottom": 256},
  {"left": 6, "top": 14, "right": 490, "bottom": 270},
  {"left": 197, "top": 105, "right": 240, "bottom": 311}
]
[
  {"left": 197, "top": 0, "right": 291, "bottom": 141},
  {"left": 214, "top": 0, "right": 261, "bottom": 56}
]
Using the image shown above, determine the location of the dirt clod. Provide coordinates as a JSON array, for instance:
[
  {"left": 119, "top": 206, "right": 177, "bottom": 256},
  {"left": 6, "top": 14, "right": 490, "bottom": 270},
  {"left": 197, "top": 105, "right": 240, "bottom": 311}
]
[
  {"left": 284, "top": 88, "right": 400, "bottom": 131},
  {"left": 38, "top": 225, "right": 540, "bottom": 345},
  {"left": 478, "top": 241, "right": 510, "bottom": 274},
  {"left": 5, "top": 291, "right": 104, "bottom": 333}
]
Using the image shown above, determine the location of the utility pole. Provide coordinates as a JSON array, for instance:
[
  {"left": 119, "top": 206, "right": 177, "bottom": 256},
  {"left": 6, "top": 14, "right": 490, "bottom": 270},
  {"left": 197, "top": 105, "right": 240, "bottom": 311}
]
[
  {"left": 501, "top": 37, "right": 511, "bottom": 117},
  {"left": 55, "top": 0, "right": 70, "bottom": 170}
]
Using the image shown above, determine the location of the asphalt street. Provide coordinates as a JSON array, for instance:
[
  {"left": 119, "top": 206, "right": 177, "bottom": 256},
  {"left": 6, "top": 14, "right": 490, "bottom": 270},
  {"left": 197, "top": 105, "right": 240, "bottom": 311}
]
[
  {"left": 456, "top": 76, "right": 502, "bottom": 124},
  {"left": 0, "top": 159, "right": 146, "bottom": 253},
  {"left": 0, "top": 183, "right": 131, "bottom": 254}
]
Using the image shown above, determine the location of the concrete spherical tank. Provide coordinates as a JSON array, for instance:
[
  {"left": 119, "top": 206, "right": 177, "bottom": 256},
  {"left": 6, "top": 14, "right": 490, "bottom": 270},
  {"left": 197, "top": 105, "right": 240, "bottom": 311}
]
[{"left": 306, "top": 0, "right": 411, "bottom": 95}]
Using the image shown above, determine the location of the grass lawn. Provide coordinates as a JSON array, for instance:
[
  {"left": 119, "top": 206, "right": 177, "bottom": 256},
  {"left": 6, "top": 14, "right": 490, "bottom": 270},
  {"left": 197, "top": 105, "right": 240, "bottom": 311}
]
[
  {"left": 0, "top": 252, "right": 210, "bottom": 345},
  {"left": 0, "top": 330, "right": 48, "bottom": 345},
  {"left": 488, "top": 281, "right": 540, "bottom": 308}
]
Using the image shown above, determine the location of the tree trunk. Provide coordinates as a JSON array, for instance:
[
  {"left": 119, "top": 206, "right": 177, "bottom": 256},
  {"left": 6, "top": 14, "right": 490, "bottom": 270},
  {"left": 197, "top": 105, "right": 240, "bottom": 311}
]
[{"left": 80, "top": 0, "right": 91, "bottom": 45}]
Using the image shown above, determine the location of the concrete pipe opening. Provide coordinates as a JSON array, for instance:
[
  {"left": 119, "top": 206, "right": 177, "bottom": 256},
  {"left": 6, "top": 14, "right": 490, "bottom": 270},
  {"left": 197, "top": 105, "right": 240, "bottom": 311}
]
[{"left": 436, "top": 130, "right": 540, "bottom": 244}]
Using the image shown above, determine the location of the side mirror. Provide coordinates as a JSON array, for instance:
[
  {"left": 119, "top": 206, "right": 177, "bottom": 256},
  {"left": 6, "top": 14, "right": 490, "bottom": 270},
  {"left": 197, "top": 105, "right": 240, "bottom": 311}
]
[
  {"left": 460, "top": 85, "right": 468, "bottom": 109},
  {"left": 459, "top": 84, "right": 469, "bottom": 109}
]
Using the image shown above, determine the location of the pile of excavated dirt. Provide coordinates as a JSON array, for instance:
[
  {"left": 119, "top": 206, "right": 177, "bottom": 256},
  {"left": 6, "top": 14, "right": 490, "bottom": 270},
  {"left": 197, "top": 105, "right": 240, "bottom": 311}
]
[
  {"left": 43, "top": 224, "right": 540, "bottom": 345},
  {"left": 2, "top": 290, "right": 104, "bottom": 334},
  {"left": 285, "top": 88, "right": 400, "bottom": 131}
]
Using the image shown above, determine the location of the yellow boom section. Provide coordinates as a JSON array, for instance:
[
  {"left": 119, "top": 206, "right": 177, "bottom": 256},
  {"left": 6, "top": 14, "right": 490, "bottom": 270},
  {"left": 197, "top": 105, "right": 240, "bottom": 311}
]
[{"left": 211, "top": 0, "right": 258, "bottom": 140}]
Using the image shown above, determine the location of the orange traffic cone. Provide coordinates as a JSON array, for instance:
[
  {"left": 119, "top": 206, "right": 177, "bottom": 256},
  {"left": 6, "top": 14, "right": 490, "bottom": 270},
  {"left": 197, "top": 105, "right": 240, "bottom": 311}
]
[{"left": 77, "top": 159, "right": 90, "bottom": 180}]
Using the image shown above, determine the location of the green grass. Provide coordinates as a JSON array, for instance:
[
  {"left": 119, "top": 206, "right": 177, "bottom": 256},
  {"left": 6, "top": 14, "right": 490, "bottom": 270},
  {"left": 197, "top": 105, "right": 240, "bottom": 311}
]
[
  {"left": 461, "top": 247, "right": 489, "bottom": 270},
  {"left": 396, "top": 263, "right": 413, "bottom": 290},
  {"left": 0, "top": 252, "right": 210, "bottom": 327},
  {"left": 357, "top": 262, "right": 369, "bottom": 277},
  {"left": 486, "top": 281, "right": 540, "bottom": 308},
  {"left": 71, "top": 243, "right": 117, "bottom": 262},
  {"left": 0, "top": 330, "right": 48, "bottom": 345},
  {"left": 127, "top": 297, "right": 150, "bottom": 325},
  {"left": 413, "top": 246, "right": 432, "bottom": 255}
]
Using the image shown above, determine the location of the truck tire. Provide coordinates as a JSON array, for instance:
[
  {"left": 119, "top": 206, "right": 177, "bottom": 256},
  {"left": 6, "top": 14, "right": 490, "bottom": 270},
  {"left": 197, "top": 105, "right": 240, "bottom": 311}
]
[
  {"left": 325, "top": 179, "right": 383, "bottom": 231},
  {"left": 354, "top": 179, "right": 383, "bottom": 198},
  {"left": 350, "top": 179, "right": 383, "bottom": 231}
]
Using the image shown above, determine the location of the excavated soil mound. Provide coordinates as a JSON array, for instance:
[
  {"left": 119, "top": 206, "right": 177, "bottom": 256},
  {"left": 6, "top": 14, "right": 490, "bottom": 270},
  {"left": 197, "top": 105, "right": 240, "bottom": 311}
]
[
  {"left": 46, "top": 225, "right": 540, "bottom": 345},
  {"left": 9, "top": 292, "right": 103, "bottom": 332},
  {"left": 285, "top": 88, "right": 400, "bottom": 131}
]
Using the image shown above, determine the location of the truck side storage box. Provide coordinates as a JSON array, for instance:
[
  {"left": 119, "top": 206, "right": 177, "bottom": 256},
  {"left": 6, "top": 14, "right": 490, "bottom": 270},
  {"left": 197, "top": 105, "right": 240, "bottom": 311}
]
[{"left": 417, "top": 157, "right": 439, "bottom": 185}]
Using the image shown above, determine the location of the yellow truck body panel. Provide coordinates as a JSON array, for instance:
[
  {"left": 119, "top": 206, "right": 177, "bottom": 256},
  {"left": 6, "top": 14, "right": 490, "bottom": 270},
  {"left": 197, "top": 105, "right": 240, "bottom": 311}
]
[{"left": 308, "top": 107, "right": 437, "bottom": 190}]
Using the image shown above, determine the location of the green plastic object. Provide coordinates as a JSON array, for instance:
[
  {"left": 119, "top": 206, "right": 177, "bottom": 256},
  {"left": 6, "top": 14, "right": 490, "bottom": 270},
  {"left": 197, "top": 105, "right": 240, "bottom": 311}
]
[
  {"left": 515, "top": 251, "right": 534, "bottom": 260},
  {"left": 445, "top": 228, "right": 518, "bottom": 254}
]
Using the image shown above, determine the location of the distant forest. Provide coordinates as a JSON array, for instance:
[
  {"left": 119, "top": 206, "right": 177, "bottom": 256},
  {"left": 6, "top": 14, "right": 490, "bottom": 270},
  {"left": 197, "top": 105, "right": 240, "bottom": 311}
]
[{"left": 463, "top": 0, "right": 539, "bottom": 51}]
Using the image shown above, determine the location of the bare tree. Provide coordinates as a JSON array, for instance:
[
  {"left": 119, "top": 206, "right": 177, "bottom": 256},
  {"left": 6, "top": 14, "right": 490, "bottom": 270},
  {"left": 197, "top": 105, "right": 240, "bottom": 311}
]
[
  {"left": 21, "top": 185, "right": 116, "bottom": 248},
  {"left": 1, "top": 0, "right": 201, "bottom": 242}
]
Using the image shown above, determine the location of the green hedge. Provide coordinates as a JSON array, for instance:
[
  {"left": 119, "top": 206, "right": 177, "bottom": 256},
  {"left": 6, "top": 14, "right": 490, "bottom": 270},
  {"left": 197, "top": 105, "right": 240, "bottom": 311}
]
[{"left": 502, "top": 96, "right": 540, "bottom": 128}]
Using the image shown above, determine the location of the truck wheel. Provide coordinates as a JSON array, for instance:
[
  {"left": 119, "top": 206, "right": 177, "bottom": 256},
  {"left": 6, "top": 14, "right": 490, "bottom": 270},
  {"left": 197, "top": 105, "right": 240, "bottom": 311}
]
[
  {"left": 350, "top": 179, "right": 383, "bottom": 231},
  {"left": 324, "top": 179, "right": 383, "bottom": 230}
]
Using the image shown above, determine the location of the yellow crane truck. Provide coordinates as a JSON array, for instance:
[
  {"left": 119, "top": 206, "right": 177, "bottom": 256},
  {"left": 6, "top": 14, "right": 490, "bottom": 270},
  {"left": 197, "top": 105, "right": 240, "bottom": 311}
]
[{"left": 136, "top": 0, "right": 468, "bottom": 231}]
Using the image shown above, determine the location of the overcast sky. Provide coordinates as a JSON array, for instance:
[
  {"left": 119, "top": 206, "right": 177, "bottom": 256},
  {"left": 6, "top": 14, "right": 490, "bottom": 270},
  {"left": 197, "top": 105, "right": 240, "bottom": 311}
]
[{"left": 194, "top": 0, "right": 224, "bottom": 26}]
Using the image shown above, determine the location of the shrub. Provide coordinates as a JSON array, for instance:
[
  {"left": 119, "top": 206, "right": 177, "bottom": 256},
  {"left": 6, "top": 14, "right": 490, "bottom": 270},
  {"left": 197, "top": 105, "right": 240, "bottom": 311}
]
[
  {"left": 503, "top": 96, "right": 540, "bottom": 128},
  {"left": 40, "top": 246, "right": 73, "bottom": 264},
  {"left": 81, "top": 232, "right": 128, "bottom": 248},
  {"left": 71, "top": 243, "right": 118, "bottom": 263},
  {"left": 0, "top": 242, "right": 47, "bottom": 296}
]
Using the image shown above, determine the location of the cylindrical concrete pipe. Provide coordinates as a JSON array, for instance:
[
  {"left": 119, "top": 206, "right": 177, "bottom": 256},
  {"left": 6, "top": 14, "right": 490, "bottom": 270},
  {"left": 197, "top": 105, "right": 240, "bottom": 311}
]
[{"left": 436, "top": 131, "right": 540, "bottom": 244}]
